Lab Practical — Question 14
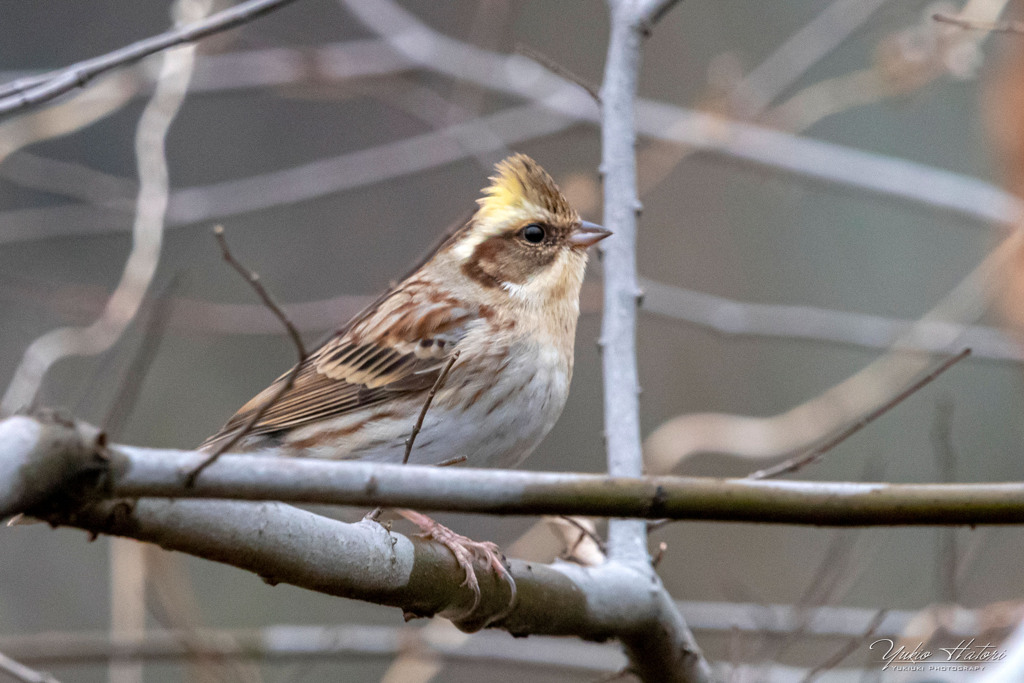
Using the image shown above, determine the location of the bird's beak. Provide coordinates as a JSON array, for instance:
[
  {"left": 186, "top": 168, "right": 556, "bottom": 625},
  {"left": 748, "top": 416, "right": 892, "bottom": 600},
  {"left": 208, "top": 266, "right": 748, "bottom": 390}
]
[{"left": 569, "top": 220, "right": 612, "bottom": 248}]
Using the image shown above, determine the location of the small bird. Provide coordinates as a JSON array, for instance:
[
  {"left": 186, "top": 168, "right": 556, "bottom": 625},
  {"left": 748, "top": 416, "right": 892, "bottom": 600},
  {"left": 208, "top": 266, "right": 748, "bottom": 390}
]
[{"left": 201, "top": 154, "right": 610, "bottom": 606}]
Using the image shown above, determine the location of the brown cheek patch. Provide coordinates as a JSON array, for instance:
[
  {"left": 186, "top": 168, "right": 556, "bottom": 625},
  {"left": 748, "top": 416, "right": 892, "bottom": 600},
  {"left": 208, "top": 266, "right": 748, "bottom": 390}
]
[
  {"left": 461, "top": 243, "right": 504, "bottom": 289},
  {"left": 463, "top": 237, "right": 557, "bottom": 287}
]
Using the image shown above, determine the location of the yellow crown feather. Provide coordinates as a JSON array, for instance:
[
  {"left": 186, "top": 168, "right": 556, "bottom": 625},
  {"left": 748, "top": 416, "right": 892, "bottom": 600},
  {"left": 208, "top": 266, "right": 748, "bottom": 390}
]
[{"left": 474, "top": 154, "right": 576, "bottom": 224}]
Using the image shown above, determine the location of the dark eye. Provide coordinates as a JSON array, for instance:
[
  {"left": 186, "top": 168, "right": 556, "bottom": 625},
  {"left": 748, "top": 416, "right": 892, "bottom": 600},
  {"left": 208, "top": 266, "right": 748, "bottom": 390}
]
[{"left": 521, "top": 223, "right": 545, "bottom": 244}]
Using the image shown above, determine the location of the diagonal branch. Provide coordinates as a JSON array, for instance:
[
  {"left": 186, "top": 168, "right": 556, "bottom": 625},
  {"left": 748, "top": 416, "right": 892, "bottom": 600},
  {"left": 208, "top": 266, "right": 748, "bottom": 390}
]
[{"left": 0, "top": 650, "right": 59, "bottom": 683}]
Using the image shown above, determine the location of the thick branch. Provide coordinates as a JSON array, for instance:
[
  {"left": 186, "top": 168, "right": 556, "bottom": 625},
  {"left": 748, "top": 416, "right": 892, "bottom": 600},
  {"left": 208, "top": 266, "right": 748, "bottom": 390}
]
[
  {"left": 111, "top": 450, "right": 1024, "bottom": 525},
  {"left": 46, "top": 496, "right": 687, "bottom": 643},
  {"left": 5, "top": 415, "right": 1024, "bottom": 526}
]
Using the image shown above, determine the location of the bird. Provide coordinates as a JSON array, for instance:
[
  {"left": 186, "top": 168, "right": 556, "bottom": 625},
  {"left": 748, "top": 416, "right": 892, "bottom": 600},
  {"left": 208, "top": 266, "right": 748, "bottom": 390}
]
[{"left": 201, "top": 153, "right": 610, "bottom": 609}]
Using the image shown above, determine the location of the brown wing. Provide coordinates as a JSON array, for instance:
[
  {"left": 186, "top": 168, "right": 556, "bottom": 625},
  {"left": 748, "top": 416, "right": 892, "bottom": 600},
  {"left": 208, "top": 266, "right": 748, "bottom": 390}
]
[{"left": 201, "top": 283, "right": 476, "bottom": 451}]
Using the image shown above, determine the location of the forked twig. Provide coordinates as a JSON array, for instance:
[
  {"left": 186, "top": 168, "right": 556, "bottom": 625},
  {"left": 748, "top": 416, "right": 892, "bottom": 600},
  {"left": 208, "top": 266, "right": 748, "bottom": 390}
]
[
  {"left": 185, "top": 226, "right": 306, "bottom": 485},
  {"left": 403, "top": 351, "right": 460, "bottom": 465},
  {"left": 748, "top": 348, "right": 971, "bottom": 480},
  {"left": 933, "top": 12, "right": 1024, "bottom": 35}
]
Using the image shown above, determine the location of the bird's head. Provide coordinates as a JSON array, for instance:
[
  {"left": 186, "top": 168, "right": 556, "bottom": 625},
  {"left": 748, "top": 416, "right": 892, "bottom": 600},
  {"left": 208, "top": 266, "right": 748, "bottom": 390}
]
[{"left": 447, "top": 154, "right": 610, "bottom": 307}]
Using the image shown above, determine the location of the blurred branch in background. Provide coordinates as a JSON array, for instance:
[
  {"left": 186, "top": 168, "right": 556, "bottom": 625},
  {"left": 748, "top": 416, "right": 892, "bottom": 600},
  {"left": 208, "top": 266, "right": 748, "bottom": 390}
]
[
  {"left": 0, "top": 0, "right": 303, "bottom": 116},
  {"left": 3, "top": 7, "right": 1019, "bottom": 244},
  {"left": 2, "top": 601, "right": 1021, "bottom": 679},
  {"left": 10, "top": 278, "right": 1021, "bottom": 363},
  {"left": 0, "top": 650, "right": 58, "bottom": 683},
  {"left": 645, "top": 228, "right": 1023, "bottom": 471},
  {"left": 0, "top": 624, "right": 627, "bottom": 677},
  {"left": 0, "top": 0, "right": 200, "bottom": 416}
]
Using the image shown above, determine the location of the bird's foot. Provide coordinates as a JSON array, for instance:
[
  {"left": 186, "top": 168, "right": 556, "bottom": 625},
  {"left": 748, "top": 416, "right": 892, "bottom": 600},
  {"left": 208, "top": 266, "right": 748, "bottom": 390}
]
[{"left": 398, "top": 509, "right": 516, "bottom": 620}]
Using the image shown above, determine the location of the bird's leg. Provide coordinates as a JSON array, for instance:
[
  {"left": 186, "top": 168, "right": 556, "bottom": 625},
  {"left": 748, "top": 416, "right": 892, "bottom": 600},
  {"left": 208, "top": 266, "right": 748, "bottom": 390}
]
[{"left": 397, "top": 508, "right": 516, "bottom": 617}]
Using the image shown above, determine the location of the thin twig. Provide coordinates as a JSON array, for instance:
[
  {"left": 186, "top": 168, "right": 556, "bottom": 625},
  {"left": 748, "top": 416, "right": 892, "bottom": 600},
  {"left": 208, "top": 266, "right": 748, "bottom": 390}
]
[
  {"left": 184, "top": 226, "right": 306, "bottom": 485},
  {"left": 748, "top": 348, "right": 972, "bottom": 480},
  {"left": 650, "top": 541, "right": 667, "bottom": 569},
  {"left": 365, "top": 370, "right": 465, "bottom": 521},
  {"left": 559, "top": 515, "right": 608, "bottom": 555},
  {"left": 213, "top": 225, "right": 306, "bottom": 358},
  {"left": 403, "top": 351, "right": 460, "bottom": 465},
  {"left": 514, "top": 43, "right": 601, "bottom": 104},
  {"left": 101, "top": 275, "right": 180, "bottom": 438},
  {"left": 933, "top": 12, "right": 1024, "bottom": 35},
  {"left": 0, "top": 651, "right": 59, "bottom": 683},
  {"left": 0, "top": 0, "right": 304, "bottom": 115},
  {"left": 646, "top": 518, "right": 669, "bottom": 533}
]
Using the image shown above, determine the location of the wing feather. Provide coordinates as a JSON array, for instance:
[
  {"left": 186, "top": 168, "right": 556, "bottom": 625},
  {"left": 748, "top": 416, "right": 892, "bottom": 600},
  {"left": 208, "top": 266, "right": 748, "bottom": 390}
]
[{"left": 201, "top": 283, "right": 476, "bottom": 451}]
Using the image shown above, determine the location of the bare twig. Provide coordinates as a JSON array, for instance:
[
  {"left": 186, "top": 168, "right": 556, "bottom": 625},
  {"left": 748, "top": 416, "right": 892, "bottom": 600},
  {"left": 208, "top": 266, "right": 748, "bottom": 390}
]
[
  {"left": 651, "top": 541, "right": 668, "bottom": 569},
  {"left": 403, "top": 351, "right": 460, "bottom": 465},
  {"left": 933, "top": 12, "right": 1024, "bottom": 35},
  {"left": 363, "top": 362, "right": 467, "bottom": 522},
  {"left": 213, "top": 226, "right": 306, "bottom": 358},
  {"left": 559, "top": 515, "right": 608, "bottom": 556},
  {"left": 185, "top": 226, "right": 307, "bottom": 484},
  {"left": 102, "top": 276, "right": 179, "bottom": 438},
  {"left": 0, "top": 0, "right": 303, "bottom": 115},
  {"left": 514, "top": 43, "right": 601, "bottom": 104},
  {"left": 748, "top": 348, "right": 971, "bottom": 480},
  {"left": 435, "top": 455, "right": 468, "bottom": 467},
  {"left": 0, "top": 651, "right": 59, "bottom": 683}
]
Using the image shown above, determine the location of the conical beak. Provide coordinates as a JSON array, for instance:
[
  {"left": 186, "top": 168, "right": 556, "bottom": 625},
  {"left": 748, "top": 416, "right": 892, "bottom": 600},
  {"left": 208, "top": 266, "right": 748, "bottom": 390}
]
[{"left": 569, "top": 220, "right": 611, "bottom": 248}]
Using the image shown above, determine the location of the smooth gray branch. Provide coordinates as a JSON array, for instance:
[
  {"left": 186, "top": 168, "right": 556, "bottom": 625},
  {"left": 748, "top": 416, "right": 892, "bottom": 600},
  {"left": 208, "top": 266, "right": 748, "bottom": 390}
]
[
  {"left": 598, "top": 2, "right": 709, "bottom": 678},
  {"left": 600, "top": 0, "right": 653, "bottom": 562},
  {"left": 107, "top": 449, "right": 1024, "bottom": 525},
  {"left": 7, "top": 414, "right": 1024, "bottom": 526}
]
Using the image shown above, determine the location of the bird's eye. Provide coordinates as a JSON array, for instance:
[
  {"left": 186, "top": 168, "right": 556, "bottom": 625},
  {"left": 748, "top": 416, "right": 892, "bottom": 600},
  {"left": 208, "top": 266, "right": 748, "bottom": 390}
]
[{"left": 521, "top": 223, "right": 545, "bottom": 244}]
